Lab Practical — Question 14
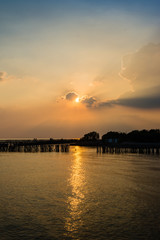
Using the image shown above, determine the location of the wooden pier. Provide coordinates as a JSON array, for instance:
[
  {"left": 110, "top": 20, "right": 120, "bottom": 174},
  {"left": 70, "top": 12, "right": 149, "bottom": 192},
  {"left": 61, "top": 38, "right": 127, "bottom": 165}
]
[
  {"left": 0, "top": 139, "right": 160, "bottom": 155},
  {"left": 0, "top": 141, "right": 70, "bottom": 153},
  {"left": 97, "top": 143, "right": 160, "bottom": 155}
]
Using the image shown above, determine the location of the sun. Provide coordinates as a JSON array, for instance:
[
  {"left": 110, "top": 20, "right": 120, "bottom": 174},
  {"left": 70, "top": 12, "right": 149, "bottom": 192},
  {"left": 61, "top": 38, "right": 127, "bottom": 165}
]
[{"left": 75, "top": 97, "right": 80, "bottom": 103}]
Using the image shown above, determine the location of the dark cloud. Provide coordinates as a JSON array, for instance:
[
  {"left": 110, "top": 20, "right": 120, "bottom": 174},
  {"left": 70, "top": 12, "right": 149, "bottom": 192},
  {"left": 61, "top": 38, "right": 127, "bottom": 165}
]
[
  {"left": 65, "top": 92, "right": 78, "bottom": 101},
  {"left": 81, "top": 96, "right": 97, "bottom": 108},
  {"left": 97, "top": 85, "right": 160, "bottom": 109},
  {"left": 64, "top": 92, "right": 97, "bottom": 108},
  {"left": 118, "top": 85, "right": 160, "bottom": 109},
  {"left": 97, "top": 100, "right": 116, "bottom": 108},
  {"left": 117, "top": 96, "right": 160, "bottom": 109}
]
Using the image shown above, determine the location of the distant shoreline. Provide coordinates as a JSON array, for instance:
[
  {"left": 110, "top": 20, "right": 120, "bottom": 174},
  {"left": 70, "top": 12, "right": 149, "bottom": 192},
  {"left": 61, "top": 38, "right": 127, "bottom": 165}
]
[{"left": 0, "top": 129, "right": 160, "bottom": 152}]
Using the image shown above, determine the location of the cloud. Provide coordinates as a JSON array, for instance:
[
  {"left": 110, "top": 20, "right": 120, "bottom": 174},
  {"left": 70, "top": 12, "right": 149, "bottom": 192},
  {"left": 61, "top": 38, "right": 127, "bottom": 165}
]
[
  {"left": 120, "top": 43, "right": 160, "bottom": 90},
  {"left": 0, "top": 71, "right": 17, "bottom": 82},
  {"left": 96, "top": 43, "right": 160, "bottom": 109},
  {"left": 62, "top": 91, "right": 97, "bottom": 108},
  {"left": 81, "top": 96, "right": 97, "bottom": 108},
  {"left": 118, "top": 96, "right": 160, "bottom": 109},
  {"left": 63, "top": 43, "right": 160, "bottom": 110},
  {"left": 90, "top": 76, "right": 104, "bottom": 87},
  {"left": 65, "top": 92, "right": 78, "bottom": 101},
  {"left": 97, "top": 85, "right": 160, "bottom": 109},
  {"left": 0, "top": 71, "right": 7, "bottom": 81}
]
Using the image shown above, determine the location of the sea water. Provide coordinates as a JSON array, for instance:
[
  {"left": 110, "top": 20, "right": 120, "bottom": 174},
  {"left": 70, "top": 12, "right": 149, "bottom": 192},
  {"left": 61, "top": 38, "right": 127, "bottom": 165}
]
[{"left": 0, "top": 146, "right": 160, "bottom": 240}]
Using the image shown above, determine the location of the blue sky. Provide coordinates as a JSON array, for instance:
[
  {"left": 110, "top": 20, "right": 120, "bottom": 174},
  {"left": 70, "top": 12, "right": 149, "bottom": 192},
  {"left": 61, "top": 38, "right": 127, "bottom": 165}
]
[{"left": 0, "top": 0, "right": 160, "bottom": 20}]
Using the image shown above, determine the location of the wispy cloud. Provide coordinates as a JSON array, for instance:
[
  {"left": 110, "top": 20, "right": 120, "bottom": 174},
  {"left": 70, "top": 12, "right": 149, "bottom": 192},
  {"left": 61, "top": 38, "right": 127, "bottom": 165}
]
[
  {"left": 0, "top": 71, "right": 7, "bottom": 81},
  {"left": 90, "top": 76, "right": 104, "bottom": 87},
  {"left": 0, "top": 71, "right": 18, "bottom": 82}
]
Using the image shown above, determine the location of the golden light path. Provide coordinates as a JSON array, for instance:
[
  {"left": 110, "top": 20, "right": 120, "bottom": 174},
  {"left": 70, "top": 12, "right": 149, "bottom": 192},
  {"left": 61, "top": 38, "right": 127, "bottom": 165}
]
[{"left": 64, "top": 146, "right": 86, "bottom": 238}]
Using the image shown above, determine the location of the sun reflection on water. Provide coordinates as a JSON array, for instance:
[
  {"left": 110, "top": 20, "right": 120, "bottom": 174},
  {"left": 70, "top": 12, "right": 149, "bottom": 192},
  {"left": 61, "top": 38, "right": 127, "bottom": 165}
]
[{"left": 64, "top": 146, "right": 86, "bottom": 237}]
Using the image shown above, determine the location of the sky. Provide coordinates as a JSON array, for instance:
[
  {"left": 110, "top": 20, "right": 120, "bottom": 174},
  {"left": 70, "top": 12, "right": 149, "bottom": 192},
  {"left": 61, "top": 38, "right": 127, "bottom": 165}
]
[{"left": 0, "top": 0, "right": 160, "bottom": 138}]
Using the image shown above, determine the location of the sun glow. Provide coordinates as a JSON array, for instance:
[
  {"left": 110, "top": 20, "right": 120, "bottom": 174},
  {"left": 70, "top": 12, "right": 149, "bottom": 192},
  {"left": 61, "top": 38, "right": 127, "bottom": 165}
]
[{"left": 75, "top": 97, "right": 80, "bottom": 103}]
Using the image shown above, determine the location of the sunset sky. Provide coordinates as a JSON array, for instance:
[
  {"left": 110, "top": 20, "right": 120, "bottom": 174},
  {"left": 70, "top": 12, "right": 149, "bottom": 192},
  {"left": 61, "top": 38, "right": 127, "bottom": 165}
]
[{"left": 0, "top": 0, "right": 160, "bottom": 138}]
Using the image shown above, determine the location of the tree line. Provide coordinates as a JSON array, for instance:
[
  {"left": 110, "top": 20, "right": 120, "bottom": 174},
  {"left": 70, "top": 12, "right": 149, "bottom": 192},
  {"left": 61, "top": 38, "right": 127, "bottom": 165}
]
[{"left": 81, "top": 129, "right": 160, "bottom": 143}]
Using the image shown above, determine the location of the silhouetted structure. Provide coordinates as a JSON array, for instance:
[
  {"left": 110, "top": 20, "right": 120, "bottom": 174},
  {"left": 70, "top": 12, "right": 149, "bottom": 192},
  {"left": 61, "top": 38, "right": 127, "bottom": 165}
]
[
  {"left": 0, "top": 129, "right": 160, "bottom": 154},
  {"left": 0, "top": 139, "right": 70, "bottom": 153},
  {"left": 102, "top": 129, "right": 160, "bottom": 144},
  {"left": 100, "top": 129, "right": 160, "bottom": 154}
]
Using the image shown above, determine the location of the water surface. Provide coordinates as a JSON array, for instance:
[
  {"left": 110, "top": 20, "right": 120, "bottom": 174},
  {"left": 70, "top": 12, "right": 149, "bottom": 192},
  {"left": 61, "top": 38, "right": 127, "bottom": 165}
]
[{"left": 0, "top": 147, "right": 160, "bottom": 239}]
